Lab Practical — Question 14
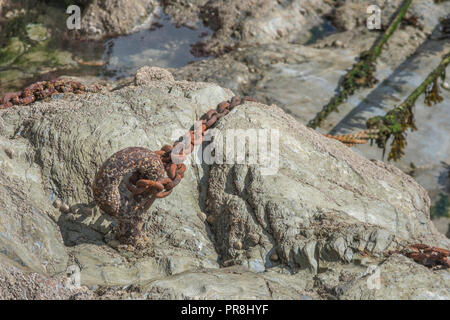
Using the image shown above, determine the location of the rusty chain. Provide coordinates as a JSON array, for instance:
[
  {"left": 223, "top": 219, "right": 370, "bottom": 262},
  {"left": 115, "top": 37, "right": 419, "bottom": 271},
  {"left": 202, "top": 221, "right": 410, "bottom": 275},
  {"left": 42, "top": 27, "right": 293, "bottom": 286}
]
[
  {"left": 388, "top": 243, "right": 450, "bottom": 269},
  {"left": 0, "top": 79, "right": 99, "bottom": 109},
  {"left": 3, "top": 79, "right": 449, "bottom": 259},
  {"left": 124, "top": 95, "right": 257, "bottom": 199}
]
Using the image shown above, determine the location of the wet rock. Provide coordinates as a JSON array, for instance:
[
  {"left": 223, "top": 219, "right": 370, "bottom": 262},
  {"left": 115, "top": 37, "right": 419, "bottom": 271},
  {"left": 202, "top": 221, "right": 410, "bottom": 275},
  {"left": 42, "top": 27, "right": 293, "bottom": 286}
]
[
  {"left": 81, "top": 0, "right": 157, "bottom": 39},
  {"left": 0, "top": 37, "right": 25, "bottom": 67},
  {"left": 163, "top": 0, "right": 332, "bottom": 55}
]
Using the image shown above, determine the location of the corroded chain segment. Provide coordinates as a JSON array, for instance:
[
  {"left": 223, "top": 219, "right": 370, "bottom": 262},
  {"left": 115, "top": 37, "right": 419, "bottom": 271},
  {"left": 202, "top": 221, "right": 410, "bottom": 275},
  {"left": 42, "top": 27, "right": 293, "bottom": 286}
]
[
  {"left": 325, "top": 129, "right": 379, "bottom": 147},
  {"left": 92, "top": 147, "right": 166, "bottom": 217},
  {"left": 0, "top": 79, "right": 100, "bottom": 109},
  {"left": 124, "top": 95, "right": 257, "bottom": 199},
  {"left": 122, "top": 98, "right": 381, "bottom": 200},
  {"left": 388, "top": 243, "right": 449, "bottom": 269}
]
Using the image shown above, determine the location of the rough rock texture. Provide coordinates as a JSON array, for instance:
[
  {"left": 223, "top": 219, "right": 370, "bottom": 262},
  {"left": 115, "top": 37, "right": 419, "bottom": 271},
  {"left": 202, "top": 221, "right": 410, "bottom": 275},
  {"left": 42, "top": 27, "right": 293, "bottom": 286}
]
[
  {"left": 204, "top": 99, "right": 445, "bottom": 271},
  {"left": 170, "top": 0, "right": 450, "bottom": 235},
  {"left": 0, "top": 144, "right": 68, "bottom": 275},
  {"left": 163, "top": 0, "right": 332, "bottom": 55},
  {"left": 0, "top": 255, "right": 92, "bottom": 299},
  {"left": 81, "top": 0, "right": 156, "bottom": 39},
  {"left": 334, "top": 254, "right": 450, "bottom": 299},
  {"left": 330, "top": 0, "right": 402, "bottom": 31},
  {"left": 0, "top": 67, "right": 448, "bottom": 299}
]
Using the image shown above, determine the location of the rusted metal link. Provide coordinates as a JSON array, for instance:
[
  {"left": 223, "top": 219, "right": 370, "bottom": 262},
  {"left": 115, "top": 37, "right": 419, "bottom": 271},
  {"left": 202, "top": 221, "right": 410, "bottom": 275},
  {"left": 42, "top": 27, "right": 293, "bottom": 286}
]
[
  {"left": 0, "top": 79, "right": 99, "bottom": 110},
  {"left": 124, "top": 95, "right": 253, "bottom": 200},
  {"left": 389, "top": 243, "right": 449, "bottom": 269}
]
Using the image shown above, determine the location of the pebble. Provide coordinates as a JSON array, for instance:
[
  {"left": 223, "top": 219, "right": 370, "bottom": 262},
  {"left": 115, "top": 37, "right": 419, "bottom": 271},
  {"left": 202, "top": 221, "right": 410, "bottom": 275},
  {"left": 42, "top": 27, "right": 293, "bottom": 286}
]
[
  {"left": 206, "top": 215, "right": 215, "bottom": 225},
  {"left": 52, "top": 199, "right": 62, "bottom": 209},
  {"left": 334, "top": 40, "right": 343, "bottom": 48},
  {"left": 108, "top": 240, "right": 120, "bottom": 248},
  {"left": 60, "top": 203, "right": 70, "bottom": 213},
  {"left": 443, "top": 82, "right": 449, "bottom": 89},
  {"left": 233, "top": 240, "right": 243, "bottom": 250},
  {"left": 269, "top": 253, "right": 279, "bottom": 261}
]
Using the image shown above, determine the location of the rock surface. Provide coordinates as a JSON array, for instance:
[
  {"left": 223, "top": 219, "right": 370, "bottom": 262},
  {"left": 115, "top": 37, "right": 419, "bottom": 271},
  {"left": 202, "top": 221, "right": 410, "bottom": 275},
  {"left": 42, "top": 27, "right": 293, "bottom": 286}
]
[
  {"left": 163, "top": 0, "right": 332, "bottom": 55},
  {"left": 170, "top": 0, "right": 450, "bottom": 235},
  {"left": 0, "top": 255, "right": 91, "bottom": 299},
  {"left": 0, "top": 66, "right": 448, "bottom": 299},
  {"left": 81, "top": 0, "right": 157, "bottom": 39}
]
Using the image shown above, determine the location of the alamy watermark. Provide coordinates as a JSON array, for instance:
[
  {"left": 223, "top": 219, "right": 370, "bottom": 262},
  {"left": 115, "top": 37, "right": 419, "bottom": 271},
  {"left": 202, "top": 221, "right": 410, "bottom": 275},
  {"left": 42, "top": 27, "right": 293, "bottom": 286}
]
[
  {"left": 170, "top": 123, "right": 280, "bottom": 176},
  {"left": 66, "top": 4, "right": 382, "bottom": 31},
  {"left": 66, "top": 5, "right": 81, "bottom": 30},
  {"left": 65, "top": 264, "right": 81, "bottom": 290},
  {"left": 366, "top": 265, "right": 381, "bottom": 290},
  {"left": 367, "top": 5, "right": 382, "bottom": 30}
]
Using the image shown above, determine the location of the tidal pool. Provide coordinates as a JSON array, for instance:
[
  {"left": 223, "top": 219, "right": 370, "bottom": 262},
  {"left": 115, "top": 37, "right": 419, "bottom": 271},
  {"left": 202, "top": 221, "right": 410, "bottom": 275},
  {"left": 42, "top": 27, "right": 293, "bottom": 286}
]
[
  {"left": 0, "top": 10, "right": 212, "bottom": 93},
  {"left": 100, "top": 13, "right": 212, "bottom": 80}
]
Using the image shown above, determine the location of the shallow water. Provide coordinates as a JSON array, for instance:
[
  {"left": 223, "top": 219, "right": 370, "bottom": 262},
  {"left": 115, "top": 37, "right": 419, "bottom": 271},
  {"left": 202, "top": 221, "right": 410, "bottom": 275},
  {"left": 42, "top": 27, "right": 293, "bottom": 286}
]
[
  {"left": 100, "top": 14, "right": 212, "bottom": 80},
  {"left": 305, "top": 19, "right": 337, "bottom": 45},
  {"left": 0, "top": 11, "right": 212, "bottom": 94}
]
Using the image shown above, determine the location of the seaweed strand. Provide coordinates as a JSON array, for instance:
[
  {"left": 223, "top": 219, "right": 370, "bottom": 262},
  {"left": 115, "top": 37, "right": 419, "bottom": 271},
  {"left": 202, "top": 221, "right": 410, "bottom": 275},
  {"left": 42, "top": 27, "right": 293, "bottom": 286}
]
[
  {"left": 366, "top": 51, "right": 450, "bottom": 161},
  {"left": 307, "top": 0, "right": 413, "bottom": 129}
]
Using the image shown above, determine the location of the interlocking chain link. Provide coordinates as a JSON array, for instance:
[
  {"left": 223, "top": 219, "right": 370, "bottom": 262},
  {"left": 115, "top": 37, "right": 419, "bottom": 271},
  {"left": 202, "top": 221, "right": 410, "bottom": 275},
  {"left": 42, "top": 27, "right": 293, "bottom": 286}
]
[
  {"left": 0, "top": 79, "right": 99, "bottom": 109},
  {"left": 124, "top": 95, "right": 257, "bottom": 199}
]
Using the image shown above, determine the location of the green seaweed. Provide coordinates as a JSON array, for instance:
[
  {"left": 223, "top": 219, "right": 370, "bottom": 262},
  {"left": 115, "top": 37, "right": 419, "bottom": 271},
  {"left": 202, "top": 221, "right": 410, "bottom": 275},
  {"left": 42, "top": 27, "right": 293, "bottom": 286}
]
[
  {"left": 430, "top": 193, "right": 450, "bottom": 219},
  {"left": 307, "top": 0, "right": 413, "bottom": 129},
  {"left": 366, "top": 51, "right": 450, "bottom": 161}
]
